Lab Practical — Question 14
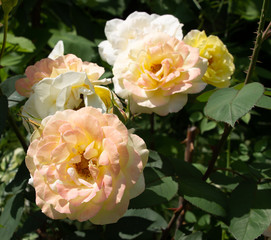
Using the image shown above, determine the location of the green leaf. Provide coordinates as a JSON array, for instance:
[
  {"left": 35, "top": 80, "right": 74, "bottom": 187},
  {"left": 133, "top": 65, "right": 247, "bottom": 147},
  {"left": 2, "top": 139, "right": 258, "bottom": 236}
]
[
  {"left": 196, "top": 89, "right": 216, "bottom": 102},
  {"left": 179, "top": 231, "right": 203, "bottom": 240},
  {"left": 0, "top": 94, "right": 8, "bottom": 136},
  {"left": 200, "top": 118, "right": 217, "bottom": 134},
  {"left": 1, "top": 0, "right": 18, "bottom": 15},
  {"left": 0, "top": 75, "right": 24, "bottom": 97},
  {"left": 0, "top": 33, "right": 35, "bottom": 53},
  {"left": 147, "top": 150, "right": 163, "bottom": 169},
  {"left": 229, "top": 181, "right": 271, "bottom": 240},
  {"left": 179, "top": 177, "right": 228, "bottom": 217},
  {"left": 130, "top": 167, "right": 178, "bottom": 208},
  {"left": 0, "top": 193, "right": 24, "bottom": 240},
  {"left": 189, "top": 112, "right": 203, "bottom": 123},
  {"left": 204, "top": 83, "right": 264, "bottom": 126},
  {"left": 106, "top": 208, "right": 167, "bottom": 239},
  {"left": 0, "top": 53, "right": 25, "bottom": 67},
  {"left": 255, "top": 94, "right": 271, "bottom": 110},
  {"left": 48, "top": 30, "right": 97, "bottom": 61}
]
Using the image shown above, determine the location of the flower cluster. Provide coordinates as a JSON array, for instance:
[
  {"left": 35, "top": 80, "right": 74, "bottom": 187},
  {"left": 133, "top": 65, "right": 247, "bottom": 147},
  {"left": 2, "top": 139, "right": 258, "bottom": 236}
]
[
  {"left": 16, "top": 11, "right": 235, "bottom": 225},
  {"left": 99, "top": 11, "right": 235, "bottom": 115}
]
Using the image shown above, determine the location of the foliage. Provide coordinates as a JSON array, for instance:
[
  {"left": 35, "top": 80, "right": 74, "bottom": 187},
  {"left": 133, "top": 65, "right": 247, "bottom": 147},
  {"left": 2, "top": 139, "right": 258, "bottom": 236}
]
[{"left": 0, "top": 0, "right": 271, "bottom": 239}]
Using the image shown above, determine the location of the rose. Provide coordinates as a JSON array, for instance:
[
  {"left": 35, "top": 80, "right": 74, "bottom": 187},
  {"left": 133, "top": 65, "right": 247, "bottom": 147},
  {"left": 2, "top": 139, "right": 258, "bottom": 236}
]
[
  {"left": 112, "top": 32, "right": 207, "bottom": 116},
  {"left": 25, "top": 107, "right": 148, "bottom": 224},
  {"left": 22, "top": 71, "right": 107, "bottom": 127},
  {"left": 15, "top": 41, "right": 110, "bottom": 97},
  {"left": 183, "top": 30, "right": 235, "bottom": 88},
  {"left": 98, "top": 11, "right": 184, "bottom": 65}
]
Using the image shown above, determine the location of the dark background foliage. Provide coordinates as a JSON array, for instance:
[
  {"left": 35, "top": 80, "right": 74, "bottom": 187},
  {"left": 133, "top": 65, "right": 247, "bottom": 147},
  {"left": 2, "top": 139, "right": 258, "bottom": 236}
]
[{"left": 1, "top": 0, "right": 271, "bottom": 239}]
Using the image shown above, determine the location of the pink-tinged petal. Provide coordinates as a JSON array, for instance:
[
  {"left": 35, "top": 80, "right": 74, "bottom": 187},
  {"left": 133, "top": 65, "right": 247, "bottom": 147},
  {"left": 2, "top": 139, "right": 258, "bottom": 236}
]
[
  {"left": 55, "top": 199, "right": 71, "bottom": 214},
  {"left": 35, "top": 142, "right": 58, "bottom": 164},
  {"left": 129, "top": 174, "right": 145, "bottom": 199},
  {"left": 98, "top": 151, "right": 110, "bottom": 166},
  {"left": 42, "top": 119, "right": 67, "bottom": 136},
  {"left": 129, "top": 134, "right": 149, "bottom": 168},
  {"left": 51, "top": 143, "right": 71, "bottom": 163},
  {"left": 102, "top": 126, "right": 124, "bottom": 145},
  {"left": 36, "top": 195, "right": 66, "bottom": 219},
  {"left": 15, "top": 78, "right": 33, "bottom": 97},
  {"left": 70, "top": 113, "right": 104, "bottom": 142},
  {"left": 69, "top": 201, "right": 102, "bottom": 222},
  {"left": 84, "top": 142, "right": 98, "bottom": 159},
  {"left": 90, "top": 190, "right": 130, "bottom": 225},
  {"left": 103, "top": 172, "right": 113, "bottom": 198},
  {"left": 104, "top": 114, "right": 128, "bottom": 143}
]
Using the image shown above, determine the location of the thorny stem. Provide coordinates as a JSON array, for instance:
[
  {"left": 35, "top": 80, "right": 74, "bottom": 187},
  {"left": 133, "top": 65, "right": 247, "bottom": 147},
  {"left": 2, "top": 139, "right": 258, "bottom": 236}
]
[
  {"left": 160, "top": 200, "right": 188, "bottom": 240},
  {"left": 160, "top": 127, "right": 197, "bottom": 239},
  {"left": 244, "top": 0, "right": 269, "bottom": 85},
  {"left": 202, "top": 124, "right": 232, "bottom": 181},
  {"left": 184, "top": 126, "right": 197, "bottom": 163}
]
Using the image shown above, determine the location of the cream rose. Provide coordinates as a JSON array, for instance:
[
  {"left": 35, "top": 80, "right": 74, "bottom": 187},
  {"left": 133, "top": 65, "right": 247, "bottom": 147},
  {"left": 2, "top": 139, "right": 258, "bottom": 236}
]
[
  {"left": 112, "top": 32, "right": 207, "bottom": 116},
  {"left": 25, "top": 107, "right": 148, "bottom": 224},
  {"left": 183, "top": 30, "right": 235, "bottom": 88},
  {"left": 15, "top": 41, "right": 110, "bottom": 97},
  {"left": 22, "top": 72, "right": 106, "bottom": 126},
  {"left": 98, "top": 11, "right": 184, "bottom": 65}
]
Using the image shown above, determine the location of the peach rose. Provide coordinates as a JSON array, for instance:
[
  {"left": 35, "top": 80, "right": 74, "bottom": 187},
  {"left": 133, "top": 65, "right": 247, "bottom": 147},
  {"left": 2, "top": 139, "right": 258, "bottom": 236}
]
[
  {"left": 112, "top": 32, "right": 207, "bottom": 116},
  {"left": 98, "top": 11, "right": 184, "bottom": 65},
  {"left": 16, "top": 41, "right": 110, "bottom": 97},
  {"left": 25, "top": 107, "right": 148, "bottom": 224}
]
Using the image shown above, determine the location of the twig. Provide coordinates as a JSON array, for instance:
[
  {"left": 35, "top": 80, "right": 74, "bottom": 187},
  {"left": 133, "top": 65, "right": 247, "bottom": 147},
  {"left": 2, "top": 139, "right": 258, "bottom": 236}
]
[
  {"left": 160, "top": 200, "right": 188, "bottom": 240},
  {"left": 202, "top": 124, "right": 232, "bottom": 181},
  {"left": 244, "top": 0, "right": 269, "bottom": 85},
  {"left": 184, "top": 126, "right": 197, "bottom": 163}
]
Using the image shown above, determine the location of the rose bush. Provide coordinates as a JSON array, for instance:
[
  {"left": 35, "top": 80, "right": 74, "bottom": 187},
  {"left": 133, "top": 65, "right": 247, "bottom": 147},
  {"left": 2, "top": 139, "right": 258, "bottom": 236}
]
[
  {"left": 25, "top": 107, "right": 148, "bottom": 224},
  {"left": 15, "top": 41, "right": 110, "bottom": 97},
  {"left": 183, "top": 30, "right": 235, "bottom": 88},
  {"left": 98, "top": 11, "right": 184, "bottom": 65},
  {"left": 112, "top": 32, "right": 207, "bottom": 115}
]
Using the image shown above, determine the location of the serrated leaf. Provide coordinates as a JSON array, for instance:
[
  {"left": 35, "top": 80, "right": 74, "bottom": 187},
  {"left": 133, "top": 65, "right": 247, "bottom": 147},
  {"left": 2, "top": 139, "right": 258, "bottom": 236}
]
[
  {"left": 204, "top": 83, "right": 264, "bottom": 126},
  {"left": 255, "top": 94, "right": 271, "bottom": 110},
  {"left": 229, "top": 182, "right": 271, "bottom": 240},
  {"left": 179, "top": 177, "right": 227, "bottom": 217}
]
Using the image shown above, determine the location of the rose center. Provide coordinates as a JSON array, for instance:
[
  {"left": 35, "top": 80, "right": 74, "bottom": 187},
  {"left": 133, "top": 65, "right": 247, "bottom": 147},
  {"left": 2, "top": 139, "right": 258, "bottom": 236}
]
[
  {"left": 74, "top": 156, "right": 91, "bottom": 179},
  {"left": 150, "top": 64, "right": 162, "bottom": 73}
]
